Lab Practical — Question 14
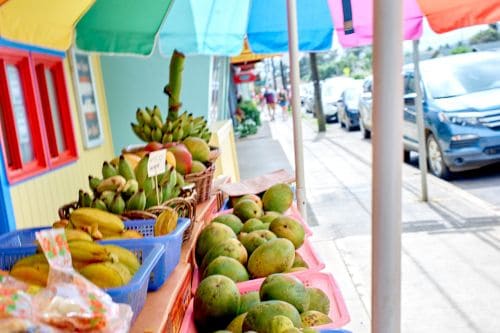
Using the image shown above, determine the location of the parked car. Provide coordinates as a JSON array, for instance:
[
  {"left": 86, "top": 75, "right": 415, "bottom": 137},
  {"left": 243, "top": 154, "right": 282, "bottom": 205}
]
[
  {"left": 360, "top": 51, "right": 500, "bottom": 179},
  {"left": 358, "top": 76, "right": 373, "bottom": 138},
  {"left": 321, "top": 77, "right": 356, "bottom": 123},
  {"left": 337, "top": 86, "right": 362, "bottom": 131},
  {"left": 403, "top": 51, "right": 500, "bottom": 178}
]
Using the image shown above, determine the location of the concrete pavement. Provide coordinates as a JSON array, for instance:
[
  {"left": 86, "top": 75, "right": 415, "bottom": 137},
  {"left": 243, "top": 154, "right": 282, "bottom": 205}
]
[{"left": 236, "top": 116, "right": 500, "bottom": 333}]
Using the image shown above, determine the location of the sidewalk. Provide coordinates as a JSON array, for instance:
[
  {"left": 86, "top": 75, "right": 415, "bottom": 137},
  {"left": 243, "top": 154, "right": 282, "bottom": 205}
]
[{"left": 236, "top": 118, "right": 500, "bottom": 333}]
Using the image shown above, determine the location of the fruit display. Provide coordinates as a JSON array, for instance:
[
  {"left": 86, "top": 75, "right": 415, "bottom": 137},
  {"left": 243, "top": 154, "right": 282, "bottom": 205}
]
[
  {"left": 10, "top": 240, "right": 140, "bottom": 289},
  {"left": 192, "top": 273, "right": 333, "bottom": 333},
  {"left": 79, "top": 152, "right": 187, "bottom": 217},
  {"left": 194, "top": 183, "right": 306, "bottom": 283},
  {"left": 131, "top": 109, "right": 212, "bottom": 144}
]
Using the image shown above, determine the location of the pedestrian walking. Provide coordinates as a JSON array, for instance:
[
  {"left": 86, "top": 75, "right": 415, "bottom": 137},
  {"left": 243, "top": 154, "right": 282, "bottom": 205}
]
[
  {"left": 263, "top": 86, "right": 276, "bottom": 121},
  {"left": 278, "top": 88, "right": 288, "bottom": 121}
]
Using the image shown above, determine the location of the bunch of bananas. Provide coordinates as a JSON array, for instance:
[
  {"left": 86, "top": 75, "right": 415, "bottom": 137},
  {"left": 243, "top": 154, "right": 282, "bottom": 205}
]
[
  {"left": 10, "top": 237, "right": 140, "bottom": 289},
  {"left": 79, "top": 153, "right": 186, "bottom": 216},
  {"left": 131, "top": 106, "right": 211, "bottom": 144}
]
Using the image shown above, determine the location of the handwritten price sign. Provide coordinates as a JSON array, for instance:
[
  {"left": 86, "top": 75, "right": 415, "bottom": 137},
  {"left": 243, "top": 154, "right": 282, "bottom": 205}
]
[{"left": 148, "top": 149, "right": 167, "bottom": 177}]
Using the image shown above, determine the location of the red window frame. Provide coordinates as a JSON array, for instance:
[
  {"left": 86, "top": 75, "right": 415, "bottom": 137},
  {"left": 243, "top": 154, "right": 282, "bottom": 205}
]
[
  {"left": 0, "top": 47, "right": 48, "bottom": 183},
  {"left": 0, "top": 46, "right": 79, "bottom": 184},
  {"left": 32, "top": 53, "right": 77, "bottom": 168}
]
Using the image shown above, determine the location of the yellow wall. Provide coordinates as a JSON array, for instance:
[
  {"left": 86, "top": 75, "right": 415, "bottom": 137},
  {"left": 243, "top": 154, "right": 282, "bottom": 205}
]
[
  {"left": 210, "top": 120, "right": 240, "bottom": 183},
  {"left": 10, "top": 55, "right": 115, "bottom": 229}
]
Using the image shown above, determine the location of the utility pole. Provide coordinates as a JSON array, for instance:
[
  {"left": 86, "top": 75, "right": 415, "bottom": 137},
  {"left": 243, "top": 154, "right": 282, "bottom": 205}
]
[
  {"left": 309, "top": 53, "right": 326, "bottom": 132},
  {"left": 270, "top": 57, "right": 278, "bottom": 90}
]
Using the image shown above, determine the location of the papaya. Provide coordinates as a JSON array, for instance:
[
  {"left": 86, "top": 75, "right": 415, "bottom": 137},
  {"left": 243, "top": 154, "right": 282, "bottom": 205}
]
[
  {"left": 269, "top": 216, "right": 305, "bottom": 249},
  {"left": 238, "top": 291, "right": 260, "bottom": 315},
  {"left": 226, "top": 312, "right": 247, "bottom": 333},
  {"left": 247, "top": 238, "right": 295, "bottom": 278},
  {"left": 239, "top": 230, "right": 277, "bottom": 255},
  {"left": 306, "top": 288, "right": 330, "bottom": 315},
  {"left": 260, "top": 274, "right": 310, "bottom": 313},
  {"left": 242, "top": 300, "right": 302, "bottom": 333},
  {"left": 300, "top": 310, "right": 332, "bottom": 327},
  {"left": 191, "top": 160, "right": 207, "bottom": 173},
  {"left": 194, "top": 275, "right": 240, "bottom": 332},
  {"left": 200, "top": 239, "right": 248, "bottom": 273},
  {"left": 195, "top": 222, "right": 236, "bottom": 264},
  {"left": 262, "top": 183, "right": 293, "bottom": 213},
  {"left": 212, "top": 214, "right": 244, "bottom": 234},
  {"left": 203, "top": 257, "right": 249, "bottom": 283},
  {"left": 233, "top": 199, "right": 263, "bottom": 221}
]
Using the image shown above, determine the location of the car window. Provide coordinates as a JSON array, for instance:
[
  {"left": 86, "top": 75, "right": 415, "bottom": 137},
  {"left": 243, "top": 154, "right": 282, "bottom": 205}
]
[{"left": 421, "top": 55, "right": 500, "bottom": 99}]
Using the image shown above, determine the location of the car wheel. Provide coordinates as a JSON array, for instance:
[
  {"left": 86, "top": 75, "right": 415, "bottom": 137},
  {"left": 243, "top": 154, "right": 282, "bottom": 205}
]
[
  {"left": 427, "top": 134, "right": 451, "bottom": 179},
  {"left": 360, "top": 121, "right": 371, "bottom": 139}
]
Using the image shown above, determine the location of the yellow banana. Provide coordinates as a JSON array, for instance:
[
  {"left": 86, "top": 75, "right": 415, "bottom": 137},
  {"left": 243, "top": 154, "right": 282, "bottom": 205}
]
[
  {"left": 12, "top": 254, "right": 47, "bottom": 268},
  {"left": 68, "top": 240, "right": 110, "bottom": 263},
  {"left": 96, "top": 175, "right": 126, "bottom": 193},
  {"left": 121, "top": 230, "right": 143, "bottom": 239},
  {"left": 65, "top": 229, "right": 93, "bottom": 242},
  {"left": 11, "top": 263, "right": 49, "bottom": 287},
  {"left": 79, "top": 262, "right": 124, "bottom": 288},
  {"left": 70, "top": 208, "right": 124, "bottom": 236},
  {"left": 103, "top": 244, "right": 141, "bottom": 275}
]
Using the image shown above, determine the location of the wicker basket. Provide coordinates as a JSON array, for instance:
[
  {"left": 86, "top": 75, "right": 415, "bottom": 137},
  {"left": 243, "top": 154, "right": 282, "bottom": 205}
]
[
  {"left": 184, "top": 162, "right": 216, "bottom": 204},
  {"left": 59, "top": 187, "right": 197, "bottom": 242}
]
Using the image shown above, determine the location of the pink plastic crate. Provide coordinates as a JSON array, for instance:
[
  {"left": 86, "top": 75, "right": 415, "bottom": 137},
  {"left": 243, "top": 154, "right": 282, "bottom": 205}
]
[
  {"left": 180, "top": 271, "right": 350, "bottom": 332},
  {"left": 212, "top": 206, "right": 313, "bottom": 237},
  {"left": 191, "top": 237, "right": 326, "bottom": 292}
]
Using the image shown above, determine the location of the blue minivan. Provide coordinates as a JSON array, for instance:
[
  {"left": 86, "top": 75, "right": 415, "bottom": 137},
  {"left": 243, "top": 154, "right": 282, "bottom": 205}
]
[{"left": 402, "top": 51, "right": 500, "bottom": 178}]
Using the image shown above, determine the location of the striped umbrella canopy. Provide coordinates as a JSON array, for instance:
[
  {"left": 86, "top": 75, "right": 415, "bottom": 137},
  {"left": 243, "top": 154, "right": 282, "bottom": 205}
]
[{"left": 0, "top": 0, "right": 498, "bottom": 54}]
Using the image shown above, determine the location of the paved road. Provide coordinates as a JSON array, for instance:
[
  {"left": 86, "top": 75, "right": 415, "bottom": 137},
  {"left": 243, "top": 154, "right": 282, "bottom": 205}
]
[{"left": 263, "top": 116, "right": 500, "bottom": 332}]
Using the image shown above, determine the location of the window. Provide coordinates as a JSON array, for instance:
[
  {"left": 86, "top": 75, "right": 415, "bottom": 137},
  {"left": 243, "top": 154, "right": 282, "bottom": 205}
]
[
  {"left": 33, "top": 54, "right": 77, "bottom": 167},
  {"left": 0, "top": 47, "right": 77, "bottom": 183}
]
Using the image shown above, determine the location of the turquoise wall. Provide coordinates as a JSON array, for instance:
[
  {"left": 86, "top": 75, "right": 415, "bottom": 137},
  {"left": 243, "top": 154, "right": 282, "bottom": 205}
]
[{"left": 100, "top": 49, "right": 212, "bottom": 155}]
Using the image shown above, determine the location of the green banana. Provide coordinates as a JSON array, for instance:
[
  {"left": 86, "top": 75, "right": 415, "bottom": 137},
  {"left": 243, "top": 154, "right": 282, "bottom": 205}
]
[
  {"left": 145, "top": 106, "right": 154, "bottom": 117},
  {"left": 176, "top": 172, "right": 185, "bottom": 187},
  {"left": 152, "top": 115, "right": 163, "bottom": 130},
  {"left": 145, "top": 190, "right": 160, "bottom": 209},
  {"left": 126, "top": 189, "right": 146, "bottom": 211},
  {"left": 172, "top": 127, "right": 183, "bottom": 141},
  {"left": 152, "top": 128, "right": 163, "bottom": 142},
  {"left": 142, "top": 177, "right": 154, "bottom": 196},
  {"left": 100, "top": 191, "right": 115, "bottom": 208},
  {"left": 110, "top": 193, "right": 126, "bottom": 215},
  {"left": 88, "top": 175, "right": 101, "bottom": 193},
  {"left": 171, "top": 186, "right": 181, "bottom": 199},
  {"left": 92, "top": 198, "right": 107, "bottom": 211},
  {"left": 137, "top": 108, "right": 152, "bottom": 125},
  {"left": 118, "top": 155, "right": 136, "bottom": 181},
  {"left": 131, "top": 122, "right": 146, "bottom": 141},
  {"left": 136, "top": 108, "right": 145, "bottom": 125},
  {"left": 78, "top": 189, "right": 85, "bottom": 207},
  {"left": 152, "top": 105, "right": 162, "bottom": 122},
  {"left": 202, "top": 131, "right": 212, "bottom": 142},
  {"left": 134, "top": 154, "right": 149, "bottom": 187},
  {"left": 165, "top": 133, "right": 173, "bottom": 143},
  {"left": 102, "top": 161, "right": 118, "bottom": 179},
  {"left": 82, "top": 192, "right": 93, "bottom": 208},
  {"left": 162, "top": 132, "right": 171, "bottom": 144},
  {"left": 162, "top": 183, "right": 173, "bottom": 202},
  {"left": 122, "top": 179, "right": 139, "bottom": 198},
  {"left": 142, "top": 124, "right": 152, "bottom": 140}
]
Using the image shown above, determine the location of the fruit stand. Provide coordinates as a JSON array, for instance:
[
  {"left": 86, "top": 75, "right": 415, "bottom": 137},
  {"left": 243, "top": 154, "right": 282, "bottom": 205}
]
[{"left": 0, "top": 50, "right": 351, "bottom": 332}]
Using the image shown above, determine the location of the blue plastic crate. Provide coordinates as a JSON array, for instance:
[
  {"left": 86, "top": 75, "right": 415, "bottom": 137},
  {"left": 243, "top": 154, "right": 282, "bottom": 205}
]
[
  {"left": 0, "top": 217, "right": 191, "bottom": 291},
  {"left": 0, "top": 241, "right": 164, "bottom": 322},
  {"left": 101, "top": 217, "right": 191, "bottom": 291}
]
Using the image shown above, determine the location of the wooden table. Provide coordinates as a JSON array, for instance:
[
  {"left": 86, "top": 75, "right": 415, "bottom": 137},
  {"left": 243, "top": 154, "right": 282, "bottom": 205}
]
[{"left": 131, "top": 195, "right": 220, "bottom": 333}]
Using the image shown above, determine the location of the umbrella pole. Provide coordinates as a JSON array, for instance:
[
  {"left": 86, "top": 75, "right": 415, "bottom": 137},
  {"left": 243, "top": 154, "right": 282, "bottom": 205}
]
[
  {"left": 372, "top": 0, "right": 403, "bottom": 331},
  {"left": 286, "top": 0, "right": 307, "bottom": 218},
  {"left": 413, "top": 39, "right": 429, "bottom": 201}
]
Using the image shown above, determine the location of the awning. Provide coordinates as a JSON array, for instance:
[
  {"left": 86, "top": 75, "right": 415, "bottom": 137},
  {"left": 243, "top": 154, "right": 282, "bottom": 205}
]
[
  {"left": 417, "top": 0, "right": 500, "bottom": 33},
  {"left": 76, "top": 0, "right": 174, "bottom": 55},
  {"left": 0, "top": 0, "right": 94, "bottom": 50}
]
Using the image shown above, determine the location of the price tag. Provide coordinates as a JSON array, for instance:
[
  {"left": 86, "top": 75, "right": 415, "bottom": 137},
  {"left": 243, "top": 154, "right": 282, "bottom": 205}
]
[{"left": 148, "top": 149, "right": 167, "bottom": 177}]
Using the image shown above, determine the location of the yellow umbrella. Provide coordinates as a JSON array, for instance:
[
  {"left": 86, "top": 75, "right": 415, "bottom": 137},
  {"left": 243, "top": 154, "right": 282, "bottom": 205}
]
[
  {"left": 0, "top": 0, "right": 94, "bottom": 50},
  {"left": 231, "top": 40, "right": 276, "bottom": 65}
]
